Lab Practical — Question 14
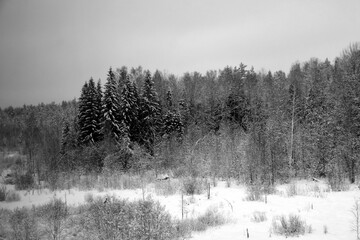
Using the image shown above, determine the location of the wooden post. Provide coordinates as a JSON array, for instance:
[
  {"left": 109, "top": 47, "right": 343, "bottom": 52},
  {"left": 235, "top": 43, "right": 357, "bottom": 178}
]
[
  {"left": 246, "top": 228, "right": 249, "bottom": 238},
  {"left": 265, "top": 194, "right": 267, "bottom": 204},
  {"left": 207, "top": 182, "right": 210, "bottom": 199},
  {"left": 141, "top": 178, "right": 145, "bottom": 201},
  {"left": 181, "top": 193, "right": 184, "bottom": 220}
]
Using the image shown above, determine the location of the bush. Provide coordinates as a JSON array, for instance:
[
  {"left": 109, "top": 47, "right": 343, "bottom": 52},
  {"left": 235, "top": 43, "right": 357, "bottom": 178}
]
[
  {"left": 4, "top": 173, "right": 15, "bottom": 184},
  {"left": 0, "top": 185, "right": 7, "bottom": 201},
  {"left": 9, "top": 207, "right": 38, "bottom": 240},
  {"left": 6, "top": 190, "right": 20, "bottom": 202},
  {"left": 121, "top": 174, "right": 142, "bottom": 189},
  {"left": 174, "top": 206, "right": 226, "bottom": 236},
  {"left": 173, "top": 219, "right": 192, "bottom": 239},
  {"left": 134, "top": 200, "right": 174, "bottom": 239},
  {"left": 245, "top": 184, "right": 264, "bottom": 201},
  {"left": 194, "top": 207, "right": 226, "bottom": 231},
  {"left": 272, "top": 214, "right": 308, "bottom": 237},
  {"left": 78, "top": 174, "right": 98, "bottom": 190},
  {"left": 328, "top": 176, "right": 350, "bottom": 191},
  {"left": 155, "top": 179, "right": 179, "bottom": 196},
  {"left": 251, "top": 211, "right": 267, "bottom": 222},
  {"left": 35, "top": 198, "right": 69, "bottom": 239},
  {"left": 286, "top": 182, "right": 298, "bottom": 197},
  {"left": 0, "top": 209, "right": 11, "bottom": 239},
  {"left": 182, "top": 177, "right": 204, "bottom": 195},
  {"left": 100, "top": 173, "right": 143, "bottom": 190},
  {"left": 15, "top": 172, "right": 34, "bottom": 190},
  {"left": 81, "top": 197, "right": 174, "bottom": 240}
]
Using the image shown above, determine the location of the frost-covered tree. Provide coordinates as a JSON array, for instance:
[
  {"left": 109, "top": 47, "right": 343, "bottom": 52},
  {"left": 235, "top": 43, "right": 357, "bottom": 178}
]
[
  {"left": 102, "top": 68, "right": 124, "bottom": 144},
  {"left": 60, "top": 121, "right": 70, "bottom": 154},
  {"left": 119, "top": 75, "right": 139, "bottom": 141},
  {"left": 163, "top": 90, "right": 183, "bottom": 140},
  {"left": 139, "top": 71, "right": 162, "bottom": 156},
  {"left": 77, "top": 81, "right": 91, "bottom": 144},
  {"left": 77, "top": 78, "right": 100, "bottom": 145},
  {"left": 94, "top": 80, "right": 103, "bottom": 142}
]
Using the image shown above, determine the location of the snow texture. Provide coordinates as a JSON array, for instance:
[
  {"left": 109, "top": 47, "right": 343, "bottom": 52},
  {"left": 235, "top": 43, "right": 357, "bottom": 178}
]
[{"left": 0, "top": 180, "right": 359, "bottom": 240}]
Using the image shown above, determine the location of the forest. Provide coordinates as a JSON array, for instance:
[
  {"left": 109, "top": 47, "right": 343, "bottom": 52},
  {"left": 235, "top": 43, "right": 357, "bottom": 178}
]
[{"left": 1, "top": 43, "right": 359, "bottom": 190}]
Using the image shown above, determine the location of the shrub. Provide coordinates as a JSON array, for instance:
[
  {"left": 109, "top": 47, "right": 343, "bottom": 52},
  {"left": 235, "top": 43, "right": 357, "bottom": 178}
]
[
  {"left": 4, "top": 173, "right": 15, "bottom": 184},
  {"left": 101, "top": 173, "right": 143, "bottom": 190},
  {"left": 245, "top": 184, "right": 264, "bottom": 201},
  {"left": 6, "top": 190, "right": 20, "bottom": 202},
  {"left": 286, "top": 182, "right": 298, "bottom": 197},
  {"left": 155, "top": 179, "right": 179, "bottom": 196},
  {"left": 272, "top": 214, "right": 308, "bottom": 237},
  {"left": 35, "top": 198, "right": 69, "bottom": 240},
  {"left": 175, "top": 206, "right": 226, "bottom": 235},
  {"left": 251, "top": 211, "right": 267, "bottom": 222},
  {"left": 351, "top": 199, "right": 360, "bottom": 240},
  {"left": 79, "top": 174, "right": 97, "bottom": 190},
  {"left": 173, "top": 219, "right": 192, "bottom": 239},
  {"left": 15, "top": 172, "right": 34, "bottom": 190},
  {"left": 182, "top": 177, "right": 204, "bottom": 195},
  {"left": 121, "top": 174, "right": 142, "bottom": 189},
  {"left": 134, "top": 199, "right": 174, "bottom": 239},
  {"left": 0, "top": 209, "right": 12, "bottom": 239},
  {"left": 195, "top": 207, "right": 226, "bottom": 231},
  {"left": 328, "top": 175, "right": 350, "bottom": 191},
  {"left": 0, "top": 185, "right": 7, "bottom": 201},
  {"left": 81, "top": 197, "right": 174, "bottom": 240},
  {"left": 9, "top": 207, "right": 38, "bottom": 240}
]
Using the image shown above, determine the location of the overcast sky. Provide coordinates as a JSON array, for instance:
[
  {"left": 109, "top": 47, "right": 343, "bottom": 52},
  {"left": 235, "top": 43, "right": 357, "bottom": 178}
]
[{"left": 0, "top": 0, "right": 360, "bottom": 108}]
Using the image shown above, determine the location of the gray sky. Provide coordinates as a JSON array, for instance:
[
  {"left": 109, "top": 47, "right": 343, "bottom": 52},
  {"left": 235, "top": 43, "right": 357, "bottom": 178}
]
[{"left": 1, "top": 0, "right": 360, "bottom": 108}]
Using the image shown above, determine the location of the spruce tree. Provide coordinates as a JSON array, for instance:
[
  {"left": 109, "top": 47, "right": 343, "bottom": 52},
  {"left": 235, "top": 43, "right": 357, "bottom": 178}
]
[
  {"left": 139, "top": 70, "right": 162, "bottom": 156},
  {"left": 77, "top": 78, "right": 100, "bottom": 145},
  {"left": 102, "top": 68, "right": 123, "bottom": 144},
  {"left": 78, "top": 81, "right": 92, "bottom": 145},
  {"left": 130, "top": 81, "right": 141, "bottom": 143},
  {"left": 94, "top": 80, "right": 103, "bottom": 142},
  {"left": 119, "top": 75, "right": 139, "bottom": 140}
]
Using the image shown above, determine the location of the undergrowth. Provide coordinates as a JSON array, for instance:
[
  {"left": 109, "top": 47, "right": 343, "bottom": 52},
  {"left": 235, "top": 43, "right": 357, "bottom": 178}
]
[
  {"left": 272, "top": 214, "right": 311, "bottom": 237},
  {"left": 174, "top": 206, "right": 227, "bottom": 237},
  {"left": 5, "top": 190, "right": 21, "bottom": 202},
  {"left": 251, "top": 211, "right": 267, "bottom": 222}
]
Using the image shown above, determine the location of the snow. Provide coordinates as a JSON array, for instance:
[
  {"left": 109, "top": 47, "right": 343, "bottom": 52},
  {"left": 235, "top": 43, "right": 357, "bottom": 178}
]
[{"left": 1, "top": 179, "right": 359, "bottom": 240}]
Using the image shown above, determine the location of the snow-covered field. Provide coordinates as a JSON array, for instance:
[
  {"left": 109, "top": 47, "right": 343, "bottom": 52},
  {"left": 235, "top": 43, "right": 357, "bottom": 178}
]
[{"left": 1, "top": 180, "right": 359, "bottom": 240}]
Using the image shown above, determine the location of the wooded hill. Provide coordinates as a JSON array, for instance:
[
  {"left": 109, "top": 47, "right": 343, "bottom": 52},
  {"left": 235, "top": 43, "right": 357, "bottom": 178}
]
[{"left": 1, "top": 43, "right": 359, "bottom": 190}]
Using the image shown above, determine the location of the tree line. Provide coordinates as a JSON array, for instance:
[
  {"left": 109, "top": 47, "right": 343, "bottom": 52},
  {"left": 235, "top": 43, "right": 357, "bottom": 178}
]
[{"left": 0, "top": 43, "right": 359, "bottom": 189}]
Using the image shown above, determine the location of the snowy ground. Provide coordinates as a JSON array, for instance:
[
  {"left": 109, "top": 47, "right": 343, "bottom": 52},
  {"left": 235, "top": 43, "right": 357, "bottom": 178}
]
[{"left": 1, "top": 180, "right": 359, "bottom": 240}]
